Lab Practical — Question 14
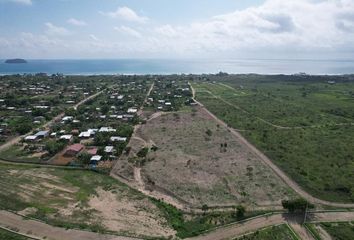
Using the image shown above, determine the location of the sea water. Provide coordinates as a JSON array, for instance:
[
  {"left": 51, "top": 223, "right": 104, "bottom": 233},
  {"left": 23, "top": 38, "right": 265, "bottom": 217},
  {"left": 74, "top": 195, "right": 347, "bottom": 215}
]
[{"left": 0, "top": 59, "right": 353, "bottom": 75}]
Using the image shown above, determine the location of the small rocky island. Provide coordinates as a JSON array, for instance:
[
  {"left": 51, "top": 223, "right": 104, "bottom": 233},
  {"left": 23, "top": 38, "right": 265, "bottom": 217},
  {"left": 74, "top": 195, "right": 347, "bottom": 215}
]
[{"left": 5, "top": 58, "right": 27, "bottom": 64}]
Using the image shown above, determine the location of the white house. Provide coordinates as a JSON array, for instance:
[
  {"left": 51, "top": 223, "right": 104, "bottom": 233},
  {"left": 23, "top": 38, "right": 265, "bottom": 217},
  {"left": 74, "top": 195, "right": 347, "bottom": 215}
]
[
  {"left": 110, "top": 136, "right": 127, "bottom": 142},
  {"left": 127, "top": 108, "right": 138, "bottom": 114}
]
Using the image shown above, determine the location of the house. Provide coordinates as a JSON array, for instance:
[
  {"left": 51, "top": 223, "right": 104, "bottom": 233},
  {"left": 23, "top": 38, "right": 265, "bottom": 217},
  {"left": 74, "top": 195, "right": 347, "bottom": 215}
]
[
  {"left": 127, "top": 108, "right": 138, "bottom": 114},
  {"left": 64, "top": 144, "right": 84, "bottom": 157},
  {"left": 99, "top": 127, "right": 116, "bottom": 133},
  {"left": 60, "top": 135, "right": 73, "bottom": 141},
  {"left": 110, "top": 136, "right": 127, "bottom": 142},
  {"left": 34, "top": 130, "right": 49, "bottom": 139},
  {"left": 71, "top": 129, "right": 80, "bottom": 136},
  {"left": 86, "top": 148, "right": 98, "bottom": 156},
  {"left": 24, "top": 135, "right": 37, "bottom": 142},
  {"left": 104, "top": 146, "right": 114, "bottom": 153},
  {"left": 79, "top": 131, "right": 91, "bottom": 138},
  {"left": 62, "top": 116, "right": 73, "bottom": 123},
  {"left": 90, "top": 155, "right": 102, "bottom": 165}
]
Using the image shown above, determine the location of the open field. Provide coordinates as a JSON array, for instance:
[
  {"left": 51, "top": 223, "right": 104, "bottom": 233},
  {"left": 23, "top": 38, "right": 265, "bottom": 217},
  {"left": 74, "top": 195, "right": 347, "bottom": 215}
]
[
  {"left": 0, "top": 228, "right": 32, "bottom": 240},
  {"left": 192, "top": 75, "right": 354, "bottom": 203},
  {"left": 124, "top": 106, "right": 295, "bottom": 209},
  {"left": 321, "top": 221, "right": 354, "bottom": 240},
  {"left": 234, "top": 224, "right": 299, "bottom": 240},
  {"left": 0, "top": 162, "right": 174, "bottom": 238}
]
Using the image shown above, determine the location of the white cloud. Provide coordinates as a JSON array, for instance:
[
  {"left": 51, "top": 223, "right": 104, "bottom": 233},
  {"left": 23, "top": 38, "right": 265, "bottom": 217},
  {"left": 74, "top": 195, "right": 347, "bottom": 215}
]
[
  {"left": 100, "top": 6, "right": 148, "bottom": 24},
  {"left": 67, "top": 18, "right": 87, "bottom": 26},
  {"left": 2, "top": 0, "right": 354, "bottom": 59},
  {"left": 3, "top": 0, "right": 32, "bottom": 5},
  {"left": 114, "top": 26, "right": 142, "bottom": 38},
  {"left": 45, "top": 22, "right": 71, "bottom": 36}
]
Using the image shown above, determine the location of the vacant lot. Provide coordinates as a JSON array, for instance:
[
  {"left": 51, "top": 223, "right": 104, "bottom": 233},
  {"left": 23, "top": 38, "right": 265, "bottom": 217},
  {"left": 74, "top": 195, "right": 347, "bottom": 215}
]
[
  {"left": 234, "top": 224, "right": 299, "bottom": 240},
  {"left": 135, "top": 107, "right": 294, "bottom": 209},
  {"left": 193, "top": 77, "right": 354, "bottom": 203},
  {"left": 0, "top": 163, "right": 174, "bottom": 238}
]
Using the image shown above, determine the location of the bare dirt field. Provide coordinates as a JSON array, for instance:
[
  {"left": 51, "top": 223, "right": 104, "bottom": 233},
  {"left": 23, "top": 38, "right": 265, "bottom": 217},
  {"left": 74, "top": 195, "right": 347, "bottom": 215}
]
[
  {"left": 0, "top": 163, "right": 174, "bottom": 238},
  {"left": 127, "top": 107, "right": 296, "bottom": 209}
]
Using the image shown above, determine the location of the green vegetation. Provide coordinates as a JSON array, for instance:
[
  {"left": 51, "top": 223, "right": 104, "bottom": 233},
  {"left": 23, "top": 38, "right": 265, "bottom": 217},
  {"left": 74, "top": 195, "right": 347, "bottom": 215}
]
[
  {"left": 235, "top": 224, "right": 300, "bottom": 240},
  {"left": 321, "top": 222, "right": 354, "bottom": 240},
  {"left": 304, "top": 223, "right": 321, "bottom": 240},
  {"left": 193, "top": 74, "right": 354, "bottom": 203},
  {"left": 281, "top": 198, "right": 313, "bottom": 213},
  {"left": 152, "top": 199, "right": 264, "bottom": 238},
  {"left": 0, "top": 228, "right": 31, "bottom": 240}
]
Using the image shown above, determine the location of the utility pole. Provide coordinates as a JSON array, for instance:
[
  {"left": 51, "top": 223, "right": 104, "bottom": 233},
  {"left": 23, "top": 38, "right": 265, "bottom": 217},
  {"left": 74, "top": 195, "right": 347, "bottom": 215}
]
[{"left": 303, "top": 201, "right": 308, "bottom": 225}]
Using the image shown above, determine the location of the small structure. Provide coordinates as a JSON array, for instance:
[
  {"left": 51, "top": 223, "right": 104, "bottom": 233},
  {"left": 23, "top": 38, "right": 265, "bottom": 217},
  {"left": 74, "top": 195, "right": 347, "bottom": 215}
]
[
  {"left": 99, "top": 127, "right": 116, "bottom": 133},
  {"left": 24, "top": 135, "right": 37, "bottom": 142},
  {"left": 86, "top": 148, "right": 98, "bottom": 156},
  {"left": 64, "top": 144, "right": 84, "bottom": 157},
  {"left": 90, "top": 155, "right": 102, "bottom": 165},
  {"left": 34, "top": 130, "right": 49, "bottom": 139},
  {"left": 104, "top": 146, "right": 114, "bottom": 153},
  {"left": 110, "top": 136, "right": 127, "bottom": 142},
  {"left": 60, "top": 135, "right": 73, "bottom": 141},
  {"left": 127, "top": 108, "right": 138, "bottom": 114}
]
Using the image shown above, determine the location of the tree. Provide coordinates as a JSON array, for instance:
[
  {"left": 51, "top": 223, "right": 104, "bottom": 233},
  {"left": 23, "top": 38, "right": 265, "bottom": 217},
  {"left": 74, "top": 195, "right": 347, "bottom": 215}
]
[
  {"left": 45, "top": 140, "right": 65, "bottom": 155},
  {"left": 236, "top": 205, "right": 246, "bottom": 218},
  {"left": 282, "top": 198, "right": 313, "bottom": 213},
  {"left": 137, "top": 147, "right": 149, "bottom": 158},
  {"left": 201, "top": 204, "right": 209, "bottom": 214},
  {"left": 77, "top": 152, "right": 91, "bottom": 165}
]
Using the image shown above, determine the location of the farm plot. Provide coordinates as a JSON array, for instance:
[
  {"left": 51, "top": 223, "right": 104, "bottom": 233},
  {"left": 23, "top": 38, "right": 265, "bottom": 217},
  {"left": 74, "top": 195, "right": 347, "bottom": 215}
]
[
  {"left": 136, "top": 107, "right": 295, "bottom": 209},
  {"left": 0, "top": 163, "right": 174, "bottom": 238}
]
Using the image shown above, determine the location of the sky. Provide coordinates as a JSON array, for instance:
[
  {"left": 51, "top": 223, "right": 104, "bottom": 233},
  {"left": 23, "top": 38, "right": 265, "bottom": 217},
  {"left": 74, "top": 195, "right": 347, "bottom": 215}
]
[{"left": 0, "top": 0, "right": 354, "bottom": 59}]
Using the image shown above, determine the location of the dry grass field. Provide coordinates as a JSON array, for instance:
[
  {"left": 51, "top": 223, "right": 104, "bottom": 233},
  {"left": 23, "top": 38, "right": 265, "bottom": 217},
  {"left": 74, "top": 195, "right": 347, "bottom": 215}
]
[
  {"left": 0, "top": 163, "right": 175, "bottom": 238},
  {"left": 133, "top": 106, "right": 295, "bottom": 209}
]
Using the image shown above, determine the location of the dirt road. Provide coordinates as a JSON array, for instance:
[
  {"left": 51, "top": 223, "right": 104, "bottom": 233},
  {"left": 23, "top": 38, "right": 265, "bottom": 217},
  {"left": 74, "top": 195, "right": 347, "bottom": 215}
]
[
  {"left": 0, "top": 90, "right": 104, "bottom": 153},
  {"left": 187, "top": 211, "right": 354, "bottom": 240},
  {"left": 189, "top": 82, "right": 354, "bottom": 209},
  {"left": 0, "top": 211, "right": 137, "bottom": 240}
]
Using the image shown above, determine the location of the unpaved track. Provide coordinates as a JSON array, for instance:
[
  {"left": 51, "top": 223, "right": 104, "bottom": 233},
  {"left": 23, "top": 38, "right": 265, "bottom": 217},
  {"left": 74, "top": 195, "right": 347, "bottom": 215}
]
[
  {"left": 0, "top": 90, "right": 104, "bottom": 152},
  {"left": 189, "top": 82, "right": 354, "bottom": 209},
  {"left": 0, "top": 211, "right": 137, "bottom": 240}
]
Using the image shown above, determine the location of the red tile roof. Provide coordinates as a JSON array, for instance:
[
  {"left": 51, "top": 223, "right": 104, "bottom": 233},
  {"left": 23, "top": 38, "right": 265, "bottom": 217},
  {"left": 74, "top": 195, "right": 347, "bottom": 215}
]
[{"left": 66, "top": 144, "right": 84, "bottom": 153}]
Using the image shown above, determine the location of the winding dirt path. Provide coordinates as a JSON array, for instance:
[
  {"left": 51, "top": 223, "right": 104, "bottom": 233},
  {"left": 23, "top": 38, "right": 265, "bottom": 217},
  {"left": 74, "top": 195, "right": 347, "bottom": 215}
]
[{"left": 189, "top": 82, "right": 354, "bottom": 209}]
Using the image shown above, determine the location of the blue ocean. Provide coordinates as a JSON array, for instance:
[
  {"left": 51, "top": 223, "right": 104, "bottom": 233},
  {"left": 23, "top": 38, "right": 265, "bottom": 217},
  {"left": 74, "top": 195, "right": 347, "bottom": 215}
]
[{"left": 0, "top": 59, "right": 354, "bottom": 75}]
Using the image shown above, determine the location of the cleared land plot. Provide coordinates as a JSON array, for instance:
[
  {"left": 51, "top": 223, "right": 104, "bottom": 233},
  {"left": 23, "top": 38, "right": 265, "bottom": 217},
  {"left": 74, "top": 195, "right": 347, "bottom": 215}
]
[
  {"left": 193, "top": 80, "right": 354, "bottom": 203},
  {"left": 234, "top": 224, "right": 299, "bottom": 240},
  {"left": 136, "top": 107, "right": 295, "bottom": 208},
  {"left": 0, "top": 163, "right": 174, "bottom": 238}
]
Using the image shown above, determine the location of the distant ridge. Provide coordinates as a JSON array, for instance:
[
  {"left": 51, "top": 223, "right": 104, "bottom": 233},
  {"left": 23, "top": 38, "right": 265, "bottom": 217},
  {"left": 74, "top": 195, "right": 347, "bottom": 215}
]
[{"left": 5, "top": 58, "right": 27, "bottom": 64}]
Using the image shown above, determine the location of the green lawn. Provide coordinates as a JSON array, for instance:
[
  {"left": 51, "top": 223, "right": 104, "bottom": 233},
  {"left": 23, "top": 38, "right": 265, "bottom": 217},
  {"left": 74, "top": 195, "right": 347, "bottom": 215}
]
[
  {"left": 193, "top": 75, "right": 354, "bottom": 203},
  {"left": 234, "top": 224, "right": 300, "bottom": 240}
]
